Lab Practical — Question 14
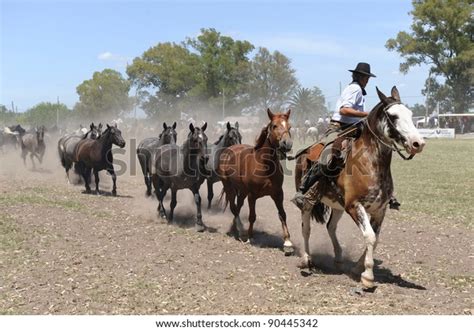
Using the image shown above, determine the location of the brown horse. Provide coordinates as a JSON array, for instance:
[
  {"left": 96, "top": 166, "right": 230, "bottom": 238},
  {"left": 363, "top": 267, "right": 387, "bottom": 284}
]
[
  {"left": 218, "top": 109, "right": 294, "bottom": 255},
  {"left": 296, "top": 86, "right": 425, "bottom": 288}
]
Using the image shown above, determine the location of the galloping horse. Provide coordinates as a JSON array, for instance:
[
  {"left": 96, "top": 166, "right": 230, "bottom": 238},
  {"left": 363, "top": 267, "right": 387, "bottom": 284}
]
[
  {"left": 136, "top": 122, "right": 177, "bottom": 197},
  {"left": 205, "top": 122, "right": 242, "bottom": 209},
  {"left": 296, "top": 86, "right": 425, "bottom": 288},
  {"left": 20, "top": 126, "right": 46, "bottom": 168},
  {"left": 152, "top": 122, "right": 209, "bottom": 232},
  {"left": 58, "top": 123, "right": 102, "bottom": 183},
  {"left": 74, "top": 123, "right": 126, "bottom": 195},
  {"left": 218, "top": 109, "right": 294, "bottom": 255}
]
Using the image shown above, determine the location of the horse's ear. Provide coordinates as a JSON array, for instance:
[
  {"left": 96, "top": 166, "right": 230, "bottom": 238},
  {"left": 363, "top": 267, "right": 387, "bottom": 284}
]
[
  {"left": 267, "top": 108, "right": 274, "bottom": 120},
  {"left": 172, "top": 122, "right": 177, "bottom": 129},
  {"left": 235, "top": 121, "right": 239, "bottom": 130},
  {"left": 107, "top": 124, "right": 111, "bottom": 129},
  {"left": 163, "top": 122, "right": 168, "bottom": 130},
  {"left": 114, "top": 122, "right": 118, "bottom": 128},
  {"left": 202, "top": 122, "right": 207, "bottom": 132},
  {"left": 189, "top": 123, "right": 195, "bottom": 133},
  {"left": 226, "top": 122, "right": 231, "bottom": 131},
  {"left": 98, "top": 123, "right": 103, "bottom": 129},
  {"left": 90, "top": 122, "right": 94, "bottom": 129},
  {"left": 391, "top": 86, "right": 401, "bottom": 101},
  {"left": 376, "top": 87, "right": 389, "bottom": 104},
  {"left": 286, "top": 108, "right": 291, "bottom": 118}
]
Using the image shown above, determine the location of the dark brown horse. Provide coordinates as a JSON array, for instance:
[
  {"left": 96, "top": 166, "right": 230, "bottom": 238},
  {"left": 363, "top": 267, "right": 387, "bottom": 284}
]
[
  {"left": 74, "top": 123, "right": 126, "bottom": 196},
  {"left": 296, "top": 86, "right": 425, "bottom": 288},
  {"left": 217, "top": 109, "right": 294, "bottom": 255}
]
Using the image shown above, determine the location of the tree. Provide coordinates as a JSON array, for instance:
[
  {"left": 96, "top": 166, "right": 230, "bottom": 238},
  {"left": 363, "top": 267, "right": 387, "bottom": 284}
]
[
  {"left": 0, "top": 104, "right": 17, "bottom": 124},
  {"left": 127, "top": 29, "right": 254, "bottom": 117},
  {"left": 75, "top": 69, "right": 132, "bottom": 119},
  {"left": 410, "top": 103, "right": 427, "bottom": 117},
  {"left": 289, "top": 87, "right": 328, "bottom": 123},
  {"left": 386, "top": 0, "right": 474, "bottom": 113},
  {"left": 186, "top": 28, "right": 254, "bottom": 102},
  {"left": 127, "top": 42, "right": 201, "bottom": 117},
  {"left": 247, "top": 47, "right": 298, "bottom": 114},
  {"left": 23, "top": 102, "right": 71, "bottom": 126}
]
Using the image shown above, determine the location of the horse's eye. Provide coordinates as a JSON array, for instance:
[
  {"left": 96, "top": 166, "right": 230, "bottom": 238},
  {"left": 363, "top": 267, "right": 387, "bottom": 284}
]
[{"left": 273, "top": 125, "right": 277, "bottom": 130}]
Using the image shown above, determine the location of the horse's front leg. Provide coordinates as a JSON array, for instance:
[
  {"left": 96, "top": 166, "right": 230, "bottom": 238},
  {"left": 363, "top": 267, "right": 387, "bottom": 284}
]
[
  {"left": 207, "top": 179, "right": 213, "bottom": 210},
  {"left": 169, "top": 189, "right": 177, "bottom": 221},
  {"left": 93, "top": 169, "right": 100, "bottom": 195},
  {"left": 153, "top": 176, "right": 167, "bottom": 219},
  {"left": 106, "top": 167, "right": 117, "bottom": 196},
  {"left": 271, "top": 190, "right": 294, "bottom": 256},
  {"left": 30, "top": 153, "right": 36, "bottom": 169},
  {"left": 299, "top": 209, "right": 312, "bottom": 268},
  {"left": 347, "top": 203, "right": 377, "bottom": 288},
  {"left": 192, "top": 185, "right": 205, "bottom": 232},
  {"left": 351, "top": 209, "right": 385, "bottom": 278},
  {"left": 83, "top": 167, "right": 92, "bottom": 194}
]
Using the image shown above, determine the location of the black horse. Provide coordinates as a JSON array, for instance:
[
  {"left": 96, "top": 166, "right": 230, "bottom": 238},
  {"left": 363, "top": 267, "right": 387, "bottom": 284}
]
[
  {"left": 152, "top": 122, "right": 208, "bottom": 231},
  {"left": 74, "top": 123, "right": 126, "bottom": 196},
  {"left": 205, "top": 122, "right": 242, "bottom": 209},
  {"left": 58, "top": 123, "right": 102, "bottom": 183},
  {"left": 136, "top": 122, "right": 177, "bottom": 197},
  {"left": 20, "top": 126, "right": 46, "bottom": 169}
]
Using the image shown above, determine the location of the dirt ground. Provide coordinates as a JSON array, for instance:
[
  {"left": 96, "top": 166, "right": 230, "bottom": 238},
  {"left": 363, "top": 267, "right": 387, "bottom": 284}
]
[{"left": 0, "top": 139, "right": 472, "bottom": 315}]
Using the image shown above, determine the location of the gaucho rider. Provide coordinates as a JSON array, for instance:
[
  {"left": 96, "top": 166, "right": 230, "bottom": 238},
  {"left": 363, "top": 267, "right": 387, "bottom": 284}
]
[{"left": 292, "top": 62, "right": 400, "bottom": 210}]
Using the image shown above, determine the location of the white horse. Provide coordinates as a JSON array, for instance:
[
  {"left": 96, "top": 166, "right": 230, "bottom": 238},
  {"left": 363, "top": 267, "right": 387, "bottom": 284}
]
[{"left": 306, "top": 127, "right": 319, "bottom": 142}]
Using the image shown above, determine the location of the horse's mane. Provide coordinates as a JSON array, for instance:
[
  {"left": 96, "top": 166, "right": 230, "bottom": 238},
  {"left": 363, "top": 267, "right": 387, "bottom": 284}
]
[
  {"left": 254, "top": 125, "right": 269, "bottom": 150},
  {"left": 365, "top": 98, "right": 397, "bottom": 130},
  {"left": 214, "top": 135, "right": 224, "bottom": 145}
]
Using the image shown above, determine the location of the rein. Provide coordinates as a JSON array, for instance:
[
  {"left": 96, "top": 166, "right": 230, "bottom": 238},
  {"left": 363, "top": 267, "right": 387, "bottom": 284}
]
[{"left": 365, "top": 102, "right": 414, "bottom": 161}]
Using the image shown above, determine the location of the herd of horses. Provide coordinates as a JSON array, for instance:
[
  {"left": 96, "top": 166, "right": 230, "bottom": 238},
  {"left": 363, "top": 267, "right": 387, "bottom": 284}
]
[{"left": 1, "top": 86, "right": 425, "bottom": 289}]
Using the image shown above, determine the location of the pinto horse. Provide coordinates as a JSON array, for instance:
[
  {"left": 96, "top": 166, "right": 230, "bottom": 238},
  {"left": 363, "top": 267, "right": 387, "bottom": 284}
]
[
  {"left": 74, "top": 123, "right": 126, "bottom": 196},
  {"left": 136, "top": 122, "right": 177, "bottom": 197},
  {"left": 297, "top": 86, "right": 425, "bottom": 288},
  {"left": 217, "top": 109, "right": 294, "bottom": 255},
  {"left": 205, "top": 121, "right": 242, "bottom": 209}
]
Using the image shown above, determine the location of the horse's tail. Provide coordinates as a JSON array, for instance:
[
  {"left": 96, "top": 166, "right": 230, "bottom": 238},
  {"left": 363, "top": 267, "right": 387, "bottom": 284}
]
[{"left": 311, "top": 203, "right": 328, "bottom": 224}]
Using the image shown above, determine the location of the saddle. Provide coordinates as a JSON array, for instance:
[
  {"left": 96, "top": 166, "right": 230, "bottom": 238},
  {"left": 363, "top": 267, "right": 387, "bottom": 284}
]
[{"left": 292, "top": 123, "right": 362, "bottom": 163}]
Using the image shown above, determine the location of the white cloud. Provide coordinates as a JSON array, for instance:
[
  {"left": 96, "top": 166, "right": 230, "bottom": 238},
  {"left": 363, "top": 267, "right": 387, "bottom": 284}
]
[
  {"left": 98, "top": 51, "right": 114, "bottom": 60},
  {"left": 97, "top": 51, "right": 130, "bottom": 69}
]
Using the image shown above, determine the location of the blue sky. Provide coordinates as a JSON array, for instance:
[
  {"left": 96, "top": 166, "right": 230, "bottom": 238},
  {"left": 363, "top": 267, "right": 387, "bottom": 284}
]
[{"left": 1, "top": 0, "right": 430, "bottom": 114}]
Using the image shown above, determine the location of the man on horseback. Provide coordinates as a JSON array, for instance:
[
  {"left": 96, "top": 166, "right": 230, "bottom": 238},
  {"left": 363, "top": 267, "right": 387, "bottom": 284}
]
[{"left": 292, "top": 62, "right": 401, "bottom": 210}]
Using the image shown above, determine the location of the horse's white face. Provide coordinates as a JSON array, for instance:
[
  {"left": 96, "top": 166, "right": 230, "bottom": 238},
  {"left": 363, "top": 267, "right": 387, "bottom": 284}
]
[{"left": 385, "top": 104, "right": 425, "bottom": 155}]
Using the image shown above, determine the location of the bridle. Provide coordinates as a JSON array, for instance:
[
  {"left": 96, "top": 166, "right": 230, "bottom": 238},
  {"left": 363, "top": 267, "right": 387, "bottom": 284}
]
[
  {"left": 365, "top": 102, "right": 415, "bottom": 161},
  {"left": 265, "top": 121, "right": 291, "bottom": 160}
]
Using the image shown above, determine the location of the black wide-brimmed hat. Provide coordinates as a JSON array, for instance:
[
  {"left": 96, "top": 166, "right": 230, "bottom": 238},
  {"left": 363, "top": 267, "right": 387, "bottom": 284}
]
[{"left": 349, "top": 62, "right": 376, "bottom": 77}]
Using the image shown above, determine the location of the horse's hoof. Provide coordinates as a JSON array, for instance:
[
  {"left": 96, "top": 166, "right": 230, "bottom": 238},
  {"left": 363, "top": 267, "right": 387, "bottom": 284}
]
[
  {"left": 195, "top": 223, "right": 206, "bottom": 232},
  {"left": 283, "top": 245, "right": 295, "bottom": 256},
  {"left": 334, "top": 260, "right": 344, "bottom": 273},
  {"left": 112, "top": 190, "right": 117, "bottom": 196},
  {"left": 361, "top": 276, "right": 375, "bottom": 289},
  {"left": 297, "top": 259, "right": 312, "bottom": 270}
]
